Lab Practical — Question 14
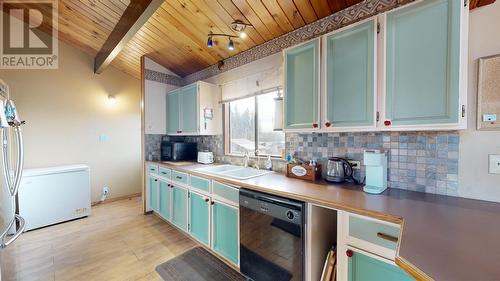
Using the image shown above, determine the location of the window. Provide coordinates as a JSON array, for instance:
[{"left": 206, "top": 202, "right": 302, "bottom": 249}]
[{"left": 227, "top": 90, "right": 285, "bottom": 157}]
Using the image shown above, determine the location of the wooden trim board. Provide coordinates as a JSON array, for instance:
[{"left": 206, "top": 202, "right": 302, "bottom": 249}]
[{"left": 91, "top": 193, "right": 141, "bottom": 206}]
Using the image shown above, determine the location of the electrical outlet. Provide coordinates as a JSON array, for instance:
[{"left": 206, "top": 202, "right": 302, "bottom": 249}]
[
  {"left": 489, "top": 155, "right": 500, "bottom": 174},
  {"left": 103, "top": 186, "right": 109, "bottom": 195},
  {"left": 349, "top": 160, "right": 361, "bottom": 170}
]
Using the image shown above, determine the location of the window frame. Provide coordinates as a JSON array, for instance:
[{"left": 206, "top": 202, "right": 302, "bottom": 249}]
[{"left": 224, "top": 90, "right": 284, "bottom": 158}]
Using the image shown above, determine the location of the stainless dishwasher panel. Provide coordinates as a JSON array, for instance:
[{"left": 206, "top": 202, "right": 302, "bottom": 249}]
[{"left": 239, "top": 189, "right": 304, "bottom": 281}]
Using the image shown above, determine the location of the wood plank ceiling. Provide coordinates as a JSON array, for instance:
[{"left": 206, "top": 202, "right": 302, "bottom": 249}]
[
  {"left": 5, "top": 0, "right": 365, "bottom": 78},
  {"left": 4, "top": 1, "right": 496, "bottom": 78},
  {"left": 116, "top": 0, "right": 364, "bottom": 78}
]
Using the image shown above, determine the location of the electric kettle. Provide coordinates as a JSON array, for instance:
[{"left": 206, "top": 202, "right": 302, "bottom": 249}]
[{"left": 326, "top": 157, "right": 353, "bottom": 183}]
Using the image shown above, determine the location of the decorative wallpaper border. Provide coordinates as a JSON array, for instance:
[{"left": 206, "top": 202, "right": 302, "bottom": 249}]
[
  {"left": 144, "top": 69, "right": 184, "bottom": 87},
  {"left": 182, "top": 0, "right": 414, "bottom": 84}
]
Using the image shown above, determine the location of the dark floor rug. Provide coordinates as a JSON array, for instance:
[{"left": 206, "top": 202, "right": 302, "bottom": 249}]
[{"left": 155, "top": 247, "right": 246, "bottom": 281}]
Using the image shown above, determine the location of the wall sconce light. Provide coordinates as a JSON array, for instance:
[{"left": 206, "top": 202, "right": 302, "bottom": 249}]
[{"left": 107, "top": 94, "right": 117, "bottom": 105}]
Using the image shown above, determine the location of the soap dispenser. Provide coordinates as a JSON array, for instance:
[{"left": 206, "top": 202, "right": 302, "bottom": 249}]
[
  {"left": 363, "top": 150, "right": 388, "bottom": 194},
  {"left": 265, "top": 155, "right": 273, "bottom": 171}
]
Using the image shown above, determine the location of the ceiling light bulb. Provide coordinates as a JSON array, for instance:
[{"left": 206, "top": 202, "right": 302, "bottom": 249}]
[
  {"left": 239, "top": 31, "right": 247, "bottom": 39},
  {"left": 107, "top": 95, "right": 117, "bottom": 105},
  {"left": 207, "top": 36, "right": 213, "bottom": 48},
  {"left": 228, "top": 38, "right": 234, "bottom": 51}
]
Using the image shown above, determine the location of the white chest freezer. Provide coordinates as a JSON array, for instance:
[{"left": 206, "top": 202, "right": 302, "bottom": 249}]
[{"left": 18, "top": 165, "right": 91, "bottom": 231}]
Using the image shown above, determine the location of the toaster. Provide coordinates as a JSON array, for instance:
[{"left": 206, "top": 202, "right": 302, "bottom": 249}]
[{"left": 197, "top": 151, "right": 214, "bottom": 164}]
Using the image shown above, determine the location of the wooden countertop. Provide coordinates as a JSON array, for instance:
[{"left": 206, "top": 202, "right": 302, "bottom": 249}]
[{"left": 147, "top": 161, "right": 500, "bottom": 281}]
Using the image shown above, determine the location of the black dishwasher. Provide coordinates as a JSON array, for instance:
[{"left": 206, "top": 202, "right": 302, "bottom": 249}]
[{"left": 239, "top": 189, "right": 304, "bottom": 281}]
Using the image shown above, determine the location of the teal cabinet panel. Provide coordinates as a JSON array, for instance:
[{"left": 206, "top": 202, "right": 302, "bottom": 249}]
[
  {"left": 326, "top": 20, "right": 375, "bottom": 127},
  {"left": 172, "top": 171, "right": 188, "bottom": 185},
  {"left": 212, "top": 182, "right": 239, "bottom": 205},
  {"left": 159, "top": 167, "right": 171, "bottom": 179},
  {"left": 190, "top": 175, "right": 210, "bottom": 193},
  {"left": 284, "top": 39, "right": 320, "bottom": 130},
  {"left": 149, "top": 176, "right": 159, "bottom": 212},
  {"left": 167, "top": 91, "right": 181, "bottom": 134},
  {"left": 159, "top": 180, "right": 171, "bottom": 220},
  {"left": 180, "top": 84, "right": 198, "bottom": 134},
  {"left": 386, "top": 0, "right": 461, "bottom": 126},
  {"left": 348, "top": 250, "right": 414, "bottom": 281},
  {"left": 349, "top": 216, "right": 400, "bottom": 251},
  {"left": 148, "top": 164, "right": 158, "bottom": 174},
  {"left": 212, "top": 201, "right": 239, "bottom": 265},
  {"left": 172, "top": 186, "right": 188, "bottom": 231},
  {"left": 189, "top": 192, "right": 210, "bottom": 245}
]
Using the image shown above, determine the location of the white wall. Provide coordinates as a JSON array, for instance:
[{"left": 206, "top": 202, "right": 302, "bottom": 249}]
[
  {"left": 203, "top": 53, "right": 282, "bottom": 86},
  {"left": 458, "top": 2, "right": 500, "bottom": 202},
  {"left": 0, "top": 41, "right": 142, "bottom": 203},
  {"left": 144, "top": 57, "right": 178, "bottom": 135}
]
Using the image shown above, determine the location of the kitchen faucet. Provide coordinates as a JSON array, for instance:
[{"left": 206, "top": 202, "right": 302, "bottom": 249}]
[
  {"left": 253, "top": 150, "right": 260, "bottom": 170},
  {"left": 243, "top": 151, "right": 250, "bottom": 168}
]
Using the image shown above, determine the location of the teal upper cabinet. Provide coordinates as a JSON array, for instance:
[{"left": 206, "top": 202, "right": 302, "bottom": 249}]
[
  {"left": 325, "top": 20, "right": 376, "bottom": 128},
  {"left": 180, "top": 84, "right": 198, "bottom": 134},
  {"left": 385, "top": 0, "right": 462, "bottom": 127},
  {"left": 166, "top": 90, "right": 180, "bottom": 134},
  {"left": 172, "top": 185, "right": 188, "bottom": 231},
  {"left": 148, "top": 176, "right": 159, "bottom": 213},
  {"left": 284, "top": 38, "right": 320, "bottom": 130},
  {"left": 211, "top": 200, "right": 239, "bottom": 265},
  {"left": 166, "top": 81, "right": 221, "bottom": 136},
  {"left": 348, "top": 249, "right": 414, "bottom": 281},
  {"left": 189, "top": 191, "right": 210, "bottom": 246},
  {"left": 158, "top": 179, "right": 171, "bottom": 221}
]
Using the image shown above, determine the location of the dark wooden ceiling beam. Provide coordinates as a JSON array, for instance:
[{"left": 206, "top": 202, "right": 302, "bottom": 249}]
[
  {"left": 470, "top": 0, "right": 496, "bottom": 10},
  {"left": 94, "top": 0, "right": 164, "bottom": 74}
]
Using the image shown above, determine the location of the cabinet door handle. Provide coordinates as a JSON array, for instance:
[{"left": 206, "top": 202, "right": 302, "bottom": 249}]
[
  {"left": 346, "top": 250, "right": 353, "bottom": 257},
  {"left": 154, "top": 179, "right": 158, "bottom": 182},
  {"left": 312, "top": 123, "right": 318, "bottom": 128},
  {"left": 210, "top": 201, "right": 215, "bottom": 205},
  {"left": 377, "top": 232, "right": 398, "bottom": 243},
  {"left": 325, "top": 121, "right": 331, "bottom": 127},
  {"left": 176, "top": 176, "right": 182, "bottom": 180},
  {"left": 204, "top": 198, "right": 209, "bottom": 203}
]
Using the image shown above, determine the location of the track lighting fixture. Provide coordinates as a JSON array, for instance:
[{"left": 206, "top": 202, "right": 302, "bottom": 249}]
[
  {"left": 207, "top": 35, "right": 213, "bottom": 48},
  {"left": 206, "top": 20, "right": 252, "bottom": 50},
  {"left": 207, "top": 33, "right": 238, "bottom": 50}
]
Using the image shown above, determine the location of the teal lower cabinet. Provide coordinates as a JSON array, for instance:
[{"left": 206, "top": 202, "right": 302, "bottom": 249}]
[
  {"left": 347, "top": 248, "right": 414, "bottom": 281},
  {"left": 171, "top": 185, "right": 188, "bottom": 231},
  {"left": 188, "top": 191, "right": 210, "bottom": 246},
  {"left": 158, "top": 179, "right": 171, "bottom": 221},
  {"left": 148, "top": 175, "right": 159, "bottom": 213},
  {"left": 211, "top": 200, "right": 239, "bottom": 265}
]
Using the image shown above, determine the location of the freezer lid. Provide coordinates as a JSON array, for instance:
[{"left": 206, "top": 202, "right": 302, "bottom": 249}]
[{"left": 23, "top": 164, "right": 89, "bottom": 177}]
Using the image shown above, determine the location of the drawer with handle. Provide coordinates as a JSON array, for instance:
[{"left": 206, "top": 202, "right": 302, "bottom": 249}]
[
  {"left": 172, "top": 170, "right": 188, "bottom": 185},
  {"left": 148, "top": 164, "right": 159, "bottom": 174},
  {"left": 159, "top": 167, "right": 171, "bottom": 179},
  {"left": 342, "top": 212, "right": 401, "bottom": 260}
]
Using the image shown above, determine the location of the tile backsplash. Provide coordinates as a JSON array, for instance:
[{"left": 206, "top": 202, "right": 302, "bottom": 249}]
[{"left": 145, "top": 131, "right": 459, "bottom": 196}]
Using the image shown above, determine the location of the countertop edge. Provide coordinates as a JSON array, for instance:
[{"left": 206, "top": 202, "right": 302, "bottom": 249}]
[{"left": 145, "top": 161, "right": 435, "bottom": 281}]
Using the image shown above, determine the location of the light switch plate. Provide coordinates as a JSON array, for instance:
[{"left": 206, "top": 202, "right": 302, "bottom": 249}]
[
  {"left": 489, "top": 155, "right": 500, "bottom": 174},
  {"left": 99, "top": 134, "right": 110, "bottom": 143}
]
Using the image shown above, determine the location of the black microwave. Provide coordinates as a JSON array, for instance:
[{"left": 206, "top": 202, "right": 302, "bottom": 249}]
[{"left": 161, "top": 142, "right": 197, "bottom": 161}]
